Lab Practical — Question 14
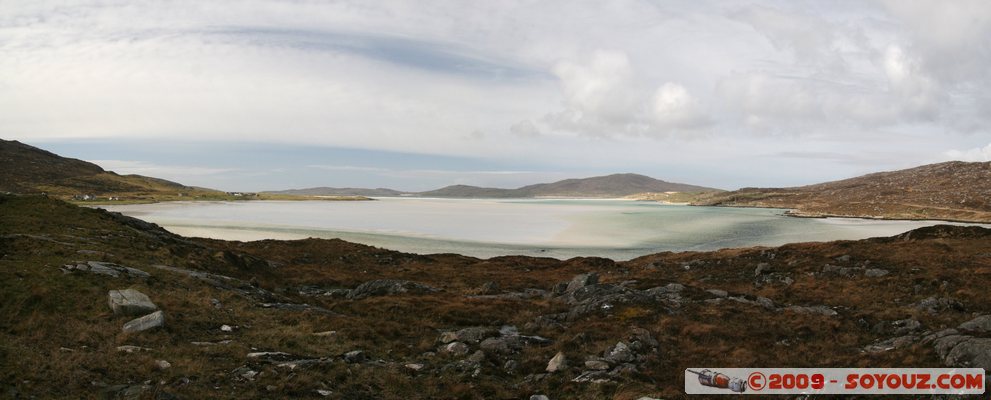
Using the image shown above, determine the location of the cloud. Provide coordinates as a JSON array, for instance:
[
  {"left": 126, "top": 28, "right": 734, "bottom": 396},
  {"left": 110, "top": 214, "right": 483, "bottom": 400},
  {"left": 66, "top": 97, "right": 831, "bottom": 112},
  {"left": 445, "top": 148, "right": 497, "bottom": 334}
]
[
  {"left": 89, "top": 160, "right": 236, "bottom": 177},
  {"left": 2, "top": 1, "right": 990, "bottom": 191},
  {"left": 542, "top": 50, "right": 709, "bottom": 137},
  {"left": 944, "top": 143, "right": 991, "bottom": 162}
]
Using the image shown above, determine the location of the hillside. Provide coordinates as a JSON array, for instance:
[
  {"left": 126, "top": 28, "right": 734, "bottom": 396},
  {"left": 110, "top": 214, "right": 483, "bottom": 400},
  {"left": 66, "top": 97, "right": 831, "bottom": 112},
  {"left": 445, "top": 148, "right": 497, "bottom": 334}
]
[
  {"left": 3, "top": 194, "right": 991, "bottom": 398},
  {"left": 693, "top": 161, "right": 991, "bottom": 223},
  {"left": 0, "top": 139, "right": 371, "bottom": 203},
  {"left": 0, "top": 139, "right": 197, "bottom": 198},
  {"left": 418, "top": 173, "right": 719, "bottom": 198}
]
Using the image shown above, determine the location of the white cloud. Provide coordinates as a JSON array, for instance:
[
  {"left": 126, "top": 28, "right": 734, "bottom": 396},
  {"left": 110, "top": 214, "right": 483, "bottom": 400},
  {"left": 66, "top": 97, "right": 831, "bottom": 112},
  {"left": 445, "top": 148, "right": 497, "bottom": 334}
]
[
  {"left": 944, "top": 143, "right": 991, "bottom": 162},
  {"left": 1, "top": 1, "right": 989, "bottom": 190},
  {"left": 89, "top": 160, "right": 236, "bottom": 177},
  {"left": 543, "top": 50, "right": 709, "bottom": 137}
]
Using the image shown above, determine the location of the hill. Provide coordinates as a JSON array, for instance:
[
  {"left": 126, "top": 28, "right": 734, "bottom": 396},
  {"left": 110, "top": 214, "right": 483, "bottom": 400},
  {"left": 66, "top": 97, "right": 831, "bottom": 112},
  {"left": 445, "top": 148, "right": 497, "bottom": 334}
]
[
  {"left": 3, "top": 193, "right": 991, "bottom": 398},
  {"left": 0, "top": 139, "right": 197, "bottom": 198},
  {"left": 418, "top": 173, "right": 719, "bottom": 198},
  {"left": 692, "top": 161, "right": 991, "bottom": 222},
  {"left": 266, "top": 187, "right": 407, "bottom": 197},
  {"left": 0, "top": 139, "right": 371, "bottom": 203}
]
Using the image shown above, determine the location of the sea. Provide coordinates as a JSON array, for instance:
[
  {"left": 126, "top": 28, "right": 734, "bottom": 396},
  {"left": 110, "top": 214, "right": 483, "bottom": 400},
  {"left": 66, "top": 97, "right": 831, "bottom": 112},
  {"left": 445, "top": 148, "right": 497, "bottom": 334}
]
[{"left": 98, "top": 198, "right": 989, "bottom": 260}]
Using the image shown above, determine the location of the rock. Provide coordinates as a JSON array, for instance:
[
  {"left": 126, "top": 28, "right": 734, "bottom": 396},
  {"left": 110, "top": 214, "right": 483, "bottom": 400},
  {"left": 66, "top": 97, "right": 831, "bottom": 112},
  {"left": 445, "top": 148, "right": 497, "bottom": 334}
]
[
  {"left": 438, "top": 331, "right": 459, "bottom": 343},
  {"left": 585, "top": 360, "right": 610, "bottom": 370},
  {"left": 347, "top": 279, "right": 438, "bottom": 299},
  {"left": 572, "top": 370, "right": 613, "bottom": 384},
  {"left": 480, "top": 336, "right": 520, "bottom": 354},
  {"left": 122, "top": 311, "right": 165, "bottom": 333},
  {"left": 835, "top": 255, "right": 851, "bottom": 263},
  {"left": 864, "top": 336, "right": 916, "bottom": 353},
  {"left": 916, "top": 296, "right": 964, "bottom": 314},
  {"left": 467, "top": 350, "right": 486, "bottom": 363},
  {"left": 504, "top": 360, "right": 519, "bottom": 372},
  {"left": 754, "top": 263, "right": 771, "bottom": 276},
  {"left": 116, "top": 345, "right": 149, "bottom": 353},
  {"left": 629, "top": 327, "right": 659, "bottom": 349},
  {"left": 453, "top": 326, "right": 499, "bottom": 343},
  {"left": 64, "top": 261, "right": 150, "bottom": 279},
  {"left": 934, "top": 335, "right": 971, "bottom": 360},
  {"left": 476, "top": 281, "right": 500, "bottom": 295},
  {"left": 822, "top": 264, "right": 842, "bottom": 274},
  {"left": 499, "top": 325, "right": 519, "bottom": 336},
  {"left": 706, "top": 289, "right": 728, "bottom": 298},
  {"left": 210, "top": 298, "right": 222, "bottom": 308},
  {"left": 756, "top": 296, "right": 775, "bottom": 309},
  {"left": 566, "top": 273, "right": 599, "bottom": 293},
  {"left": 343, "top": 350, "right": 366, "bottom": 363},
  {"left": 108, "top": 289, "right": 158, "bottom": 316},
  {"left": 154, "top": 360, "right": 171, "bottom": 370},
  {"left": 604, "top": 342, "right": 634, "bottom": 363},
  {"left": 944, "top": 338, "right": 991, "bottom": 369},
  {"left": 234, "top": 367, "right": 259, "bottom": 380},
  {"left": 443, "top": 342, "right": 469, "bottom": 356},
  {"left": 546, "top": 351, "right": 567, "bottom": 372},
  {"left": 644, "top": 283, "right": 684, "bottom": 295},
  {"left": 891, "top": 319, "right": 921, "bottom": 335},
  {"left": 405, "top": 363, "right": 425, "bottom": 372},
  {"left": 220, "top": 324, "right": 233, "bottom": 332},
  {"left": 530, "top": 395, "right": 550, "bottom": 400},
  {"left": 864, "top": 268, "right": 889, "bottom": 277},
  {"left": 246, "top": 351, "right": 292, "bottom": 360},
  {"left": 316, "top": 389, "right": 333, "bottom": 396},
  {"left": 783, "top": 305, "right": 837, "bottom": 316},
  {"left": 611, "top": 363, "right": 639, "bottom": 375},
  {"left": 921, "top": 329, "right": 959, "bottom": 345},
  {"left": 313, "top": 330, "right": 337, "bottom": 337},
  {"left": 958, "top": 315, "right": 991, "bottom": 332}
]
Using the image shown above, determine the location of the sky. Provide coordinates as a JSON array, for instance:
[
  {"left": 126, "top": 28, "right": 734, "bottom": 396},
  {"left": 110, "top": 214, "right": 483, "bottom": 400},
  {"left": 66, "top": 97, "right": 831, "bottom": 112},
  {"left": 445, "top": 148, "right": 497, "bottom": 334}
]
[{"left": 2, "top": 0, "right": 990, "bottom": 192}]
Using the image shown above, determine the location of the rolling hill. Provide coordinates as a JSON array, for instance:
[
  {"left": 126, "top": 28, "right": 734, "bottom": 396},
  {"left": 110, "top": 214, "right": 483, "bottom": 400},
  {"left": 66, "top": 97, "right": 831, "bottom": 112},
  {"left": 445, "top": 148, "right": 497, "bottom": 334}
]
[
  {"left": 0, "top": 139, "right": 371, "bottom": 203},
  {"left": 266, "top": 187, "right": 407, "bottom": 197},
  {"left": 420, "top": 173, "right": 719, "bottom": 198},
  {"left": 692, "top": 161, "right": 991, "bottom": 222},
  {"left": 0, "top": 139, "right": 194, "bottom": 197}
]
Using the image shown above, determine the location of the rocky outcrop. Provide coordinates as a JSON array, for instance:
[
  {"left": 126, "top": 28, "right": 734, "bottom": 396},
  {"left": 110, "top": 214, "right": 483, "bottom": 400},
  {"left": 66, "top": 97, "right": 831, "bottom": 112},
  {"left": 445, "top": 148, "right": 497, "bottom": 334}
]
[
  {"left": 62, "top": 261, "right": 150, "bottom": 279},
  {"left": 108, "top": 289, "right": 158, "bottom": 316},
  {"left": 347, "top": 279, "right": 439, "bottom": 299}
]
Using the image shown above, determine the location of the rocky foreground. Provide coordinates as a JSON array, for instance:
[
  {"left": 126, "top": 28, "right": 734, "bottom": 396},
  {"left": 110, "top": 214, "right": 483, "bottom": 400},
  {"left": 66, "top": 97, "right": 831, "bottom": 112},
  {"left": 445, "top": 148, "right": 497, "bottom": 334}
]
[{"left": 2, "top": 194, "right": 991, "bottom": 399}]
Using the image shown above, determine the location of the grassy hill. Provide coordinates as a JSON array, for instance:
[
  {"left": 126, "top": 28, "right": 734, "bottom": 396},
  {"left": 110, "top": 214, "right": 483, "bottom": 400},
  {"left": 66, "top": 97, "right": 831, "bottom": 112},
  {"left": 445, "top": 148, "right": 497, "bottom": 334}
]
[
  {"left": 692, "top": 161, "right": 991, "bottom": 223},
  {"left": 0, "top": 139, "right": 370, "bottom": 203},
  {"left": 418, "top": 173, "right": 720, "bottom": 198}
]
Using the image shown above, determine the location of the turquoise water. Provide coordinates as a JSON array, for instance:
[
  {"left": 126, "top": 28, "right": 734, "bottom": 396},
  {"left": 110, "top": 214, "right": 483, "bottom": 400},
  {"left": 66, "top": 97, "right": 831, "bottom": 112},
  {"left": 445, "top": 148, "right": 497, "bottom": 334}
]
[{"left": 100, "top": 198, "right": 988, "bottom": 260}]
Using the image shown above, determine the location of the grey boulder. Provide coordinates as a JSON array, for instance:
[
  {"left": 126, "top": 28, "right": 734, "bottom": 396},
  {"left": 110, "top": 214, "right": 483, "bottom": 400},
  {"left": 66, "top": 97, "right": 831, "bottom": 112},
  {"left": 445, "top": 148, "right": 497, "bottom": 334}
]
[
  {"left": 108, "top": 289, "right": 158, "bottom": 316},
  {"left": 122, "top": 310, "right": 165, "bottom": 333}
]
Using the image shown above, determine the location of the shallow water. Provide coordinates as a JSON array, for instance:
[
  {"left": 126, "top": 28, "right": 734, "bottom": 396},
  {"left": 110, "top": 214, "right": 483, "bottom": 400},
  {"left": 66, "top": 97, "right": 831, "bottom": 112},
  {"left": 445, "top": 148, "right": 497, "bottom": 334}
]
[{"left": 99, "top": 198, "right": 988, "bottom": 260}]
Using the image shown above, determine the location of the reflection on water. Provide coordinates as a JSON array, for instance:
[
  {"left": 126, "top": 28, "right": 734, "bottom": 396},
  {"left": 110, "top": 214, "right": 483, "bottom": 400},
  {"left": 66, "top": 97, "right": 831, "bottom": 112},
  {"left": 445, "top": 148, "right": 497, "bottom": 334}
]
[{"left": 99, "top": 198, "right": 988, "bottom": 260}]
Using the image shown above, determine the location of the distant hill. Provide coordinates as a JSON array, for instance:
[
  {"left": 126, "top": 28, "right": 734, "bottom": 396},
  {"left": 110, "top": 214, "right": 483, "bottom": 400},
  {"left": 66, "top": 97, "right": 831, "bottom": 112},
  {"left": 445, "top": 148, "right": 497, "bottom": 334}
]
[
  {"left": 692, "top": 161, "right": 991, "bottom": 222},
  {"left": 418, "top": 173, "right": 719, "bottom": 198},
  {"left": 266, "top": 187, "right": 407, "bottom": 197},
  {"left": 0, "top": 139, "right": 193, "bottom": 196}
]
